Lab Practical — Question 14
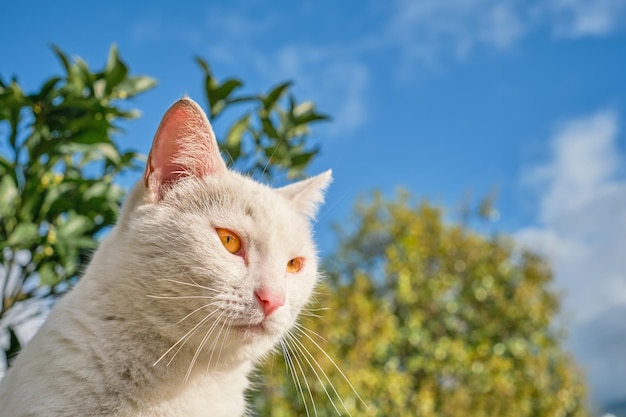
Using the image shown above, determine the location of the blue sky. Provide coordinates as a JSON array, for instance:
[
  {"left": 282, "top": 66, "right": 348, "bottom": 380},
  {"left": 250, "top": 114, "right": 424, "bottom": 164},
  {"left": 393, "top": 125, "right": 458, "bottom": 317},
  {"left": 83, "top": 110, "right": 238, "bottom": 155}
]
[{"left": 3, "top": 0, "right": 626, "bottom": 411}]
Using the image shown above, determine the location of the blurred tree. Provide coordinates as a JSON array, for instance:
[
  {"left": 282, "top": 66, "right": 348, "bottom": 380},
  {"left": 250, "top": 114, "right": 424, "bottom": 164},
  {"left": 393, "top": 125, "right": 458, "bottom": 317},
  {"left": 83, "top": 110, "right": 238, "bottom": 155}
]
[
  {"left": 0, "top": 47, "right": 328, "bottom": 367},
  {"left": 253, "top": 192, "right": 590, "bottom": 417}
]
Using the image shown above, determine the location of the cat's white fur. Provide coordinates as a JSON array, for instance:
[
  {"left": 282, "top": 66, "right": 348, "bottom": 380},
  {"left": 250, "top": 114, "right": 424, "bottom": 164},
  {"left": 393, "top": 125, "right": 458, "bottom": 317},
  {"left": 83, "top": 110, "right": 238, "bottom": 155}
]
[{"left": 0, "top": 98, "right": 331, "bottom": 416}]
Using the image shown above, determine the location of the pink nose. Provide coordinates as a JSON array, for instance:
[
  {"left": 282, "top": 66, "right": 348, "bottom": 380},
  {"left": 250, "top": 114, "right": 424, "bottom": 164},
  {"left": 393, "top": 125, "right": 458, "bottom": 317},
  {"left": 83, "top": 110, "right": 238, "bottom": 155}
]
[{"left": 255, "top": 288, "right": 285, "bottom": 317}]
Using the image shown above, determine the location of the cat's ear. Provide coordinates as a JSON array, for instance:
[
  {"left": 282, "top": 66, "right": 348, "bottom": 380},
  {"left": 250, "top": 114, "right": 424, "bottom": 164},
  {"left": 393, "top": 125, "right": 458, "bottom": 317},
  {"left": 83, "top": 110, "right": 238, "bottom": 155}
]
[
  {"left": 144, "top": 97, "right": 226, "bottom": 199},
  {"left": 277, "top": 170, "right": 332, "bottom": 219}
]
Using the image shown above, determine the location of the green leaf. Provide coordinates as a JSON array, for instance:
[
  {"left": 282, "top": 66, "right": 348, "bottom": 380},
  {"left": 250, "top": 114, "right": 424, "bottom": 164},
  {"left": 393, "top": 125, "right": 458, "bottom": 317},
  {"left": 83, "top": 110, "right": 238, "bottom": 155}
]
[
  {"left": 75, "top": 58, "right": 95, "bottom": 95},
  {"left": 57, "top": 213, "right": 93, "bottom": 239},
  {"left": 70, "top": 128, "right": 108, "bottom": 145},
  {"left": 7, "top": 222, "right": 39, "bottom": 246},
  {"left": 205, "top": 77, "right": 244, "bottom": 119},
  {"left": 40, "top": 182, "right": 75, "bottom": 217},
  {"left": 212, "top": 79, "right": 243, "bottom": 103},
  {"left": 72, "top": 236, "right": 98, "bottom": 249},
  {"left": 83, "top": 182, "right": 109, "bottom": 201},
  {"left": 50, "top": 44, "right": 72, "bottom": 75},
  {"left": 225, "top": 114, "right": 250, "bottom": 148},
  {"left": 19, "top": 191, "right": 44, "bottom": 223},
  {"left": 37, "top": 76, "right": 62, "bottom": 100},
  {"left": 290, "top": 150, "right": 317, "bottom": 168},
  {"left": 194, "top": 56, "right": 211, "bottom": 76},
  {"left": 38, "top": 262, "right": 58, "bottom": 287},
  {"left": 263, "top": 81, "right": 292, "bottom": 111},
  {"left": 97, "top": 143, "right": 122, "bottom": 165},
  {"left": 104, "top": 45, "right": 129, "bottom": 95},
  {"left": 210, "top": 101, "right": 225, "bottom": 119},
  {"left": 295, "top": 112, "right": 329, "bottom": 126},
  {"left": 293, "top": 100, "right": 315, "bottom": 116},
  {"left": 0, "top": 175, "right": 18, "bottom": 216},
  {"left": 261, "top": 117, "right": 279, "bottom": 140},
  {"left": 227, "top": 95, "right": 256, "bottom": 105},
  {"left": 292, "top": 102, "right": 330, "bottom": 125},
  {"left": 105, "top": 184, "right": 126, "bottom": 203},
  {"left": 116, "top": 76, "right": 157, "bottom": 98},
  {"left": 58, "top": 142, "right": 122, "bottom": 166},
  {"left": 5, "top": 327, "right": 21, "bottom": 368},
  {"left": 0, "top": 154, "right": 11, "bottom": 172}
]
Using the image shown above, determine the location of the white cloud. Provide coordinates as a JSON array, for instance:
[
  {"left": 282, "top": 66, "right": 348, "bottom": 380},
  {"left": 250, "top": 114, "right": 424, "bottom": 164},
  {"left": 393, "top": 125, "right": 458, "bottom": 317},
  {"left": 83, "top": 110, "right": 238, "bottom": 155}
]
[
  {"left": 198, "top": 8, "right": 372, "bottom": 137},
  {"left": 260, "top": 45, "right": 370, "bottom": 136},
  {"left": 127, "top": 0, "right": 626, "bottom": 134},
  {"left": 384, "top": 0, "right": 626, "bottom": 67},
  {"left": 129, "top": 7, "right": 372, "bottom": 137},
  {"left": 516, "top": 109, "right": 626, "bottom": 406},
  {"left": 543, "top": 0, "right": 626, "bottom": 37},
  {"left": 532, "top": 111, "right": 621, "bottom": 223},
  {"left": 517, "top": 110, "right": 626, "bottom": 322},
  {"left": 387, "top": 0, "right": 527, "bottom": 64},
  {"left": 130, "top": 16, "right": 203, "bottom": 46},
  {"left": 568, "top": 305, "right": 626, "bottom": 406}
]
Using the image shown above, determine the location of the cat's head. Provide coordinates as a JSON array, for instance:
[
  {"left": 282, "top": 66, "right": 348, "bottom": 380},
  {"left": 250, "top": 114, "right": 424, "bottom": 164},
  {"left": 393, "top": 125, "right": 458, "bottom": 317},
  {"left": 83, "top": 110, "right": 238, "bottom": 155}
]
[{"left": 123, "top": 98, "right": 330, "bottom": 367}]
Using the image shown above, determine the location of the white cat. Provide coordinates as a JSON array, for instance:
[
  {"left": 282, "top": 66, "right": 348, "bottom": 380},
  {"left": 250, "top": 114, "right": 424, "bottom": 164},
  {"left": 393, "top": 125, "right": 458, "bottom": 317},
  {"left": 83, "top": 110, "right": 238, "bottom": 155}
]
[{"left": 0, "top": 98, "right": 332, "bottom": 416}]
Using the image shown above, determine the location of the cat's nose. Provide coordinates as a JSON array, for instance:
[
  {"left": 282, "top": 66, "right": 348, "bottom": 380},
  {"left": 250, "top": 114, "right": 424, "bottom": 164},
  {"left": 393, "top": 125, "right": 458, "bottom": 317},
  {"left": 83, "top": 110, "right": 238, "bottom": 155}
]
[{"left": 255, "top": 288, "right": 285, "bottom": 317}]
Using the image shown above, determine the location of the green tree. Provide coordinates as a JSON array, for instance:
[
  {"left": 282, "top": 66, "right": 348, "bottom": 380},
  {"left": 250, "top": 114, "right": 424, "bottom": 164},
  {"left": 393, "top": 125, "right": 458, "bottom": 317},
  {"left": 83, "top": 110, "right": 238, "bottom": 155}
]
[
  {"left": 254, "top": 192, "right": 590, "bottom": 417},
  {"left": 0, "top": 45, "right": 156, "bottom": 365},
  {"left": 0, "top": 47, "right": 328, "bottom": 366}
]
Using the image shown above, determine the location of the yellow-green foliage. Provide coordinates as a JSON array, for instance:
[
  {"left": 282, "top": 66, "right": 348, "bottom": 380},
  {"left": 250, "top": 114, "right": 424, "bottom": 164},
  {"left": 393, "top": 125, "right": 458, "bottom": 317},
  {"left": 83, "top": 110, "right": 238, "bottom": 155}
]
[{"left": 253, "top": 192, "right": 589, "bottom": 417}]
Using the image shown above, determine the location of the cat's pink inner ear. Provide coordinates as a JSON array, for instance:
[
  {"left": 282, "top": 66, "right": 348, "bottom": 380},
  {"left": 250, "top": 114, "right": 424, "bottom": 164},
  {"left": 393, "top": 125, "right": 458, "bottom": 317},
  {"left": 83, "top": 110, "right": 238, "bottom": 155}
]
[{"left": 144, "top": 98, "right": 226, "bottom": 197}]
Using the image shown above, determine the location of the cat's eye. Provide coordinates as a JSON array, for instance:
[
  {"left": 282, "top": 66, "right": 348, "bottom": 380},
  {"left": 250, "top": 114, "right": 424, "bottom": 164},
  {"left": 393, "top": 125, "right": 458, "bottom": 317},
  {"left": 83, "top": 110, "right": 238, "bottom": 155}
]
[
  {"left": 287, "top": 257, "right": 304, "bottom": 273},
  {"left": 216, "top": 228, "right": 242, "bottom": 254}
]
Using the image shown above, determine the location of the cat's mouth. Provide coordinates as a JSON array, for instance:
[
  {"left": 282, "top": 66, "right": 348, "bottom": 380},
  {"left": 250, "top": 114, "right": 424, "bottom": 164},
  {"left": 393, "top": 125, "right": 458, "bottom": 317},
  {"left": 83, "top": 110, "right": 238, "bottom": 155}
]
[{"left": 231, "top": 320, "right": 274, "bottom": 337}]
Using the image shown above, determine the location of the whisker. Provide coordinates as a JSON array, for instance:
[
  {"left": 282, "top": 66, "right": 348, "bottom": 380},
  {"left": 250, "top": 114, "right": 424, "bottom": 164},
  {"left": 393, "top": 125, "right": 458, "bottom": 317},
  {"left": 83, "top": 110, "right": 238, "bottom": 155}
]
[
  {"left": 299, "top": 306, "right": 332, "bottom": 320},
  {"left": 223, "top": 149, "right": 235, "bottom": 168},
  {"left": 281, "top": 339, "right": 315, "bottom": 417},
  {"left": 165, "top": 312, "right": 219, "bottom": 367},
  {"left": 165, "top": 309, "right": 227, "bottom": 367},
  {"left": 185, "top": 310, "right": 227, "bottom": 382},
  {"left": 147, "top": 295, "right": 215, "bottom": 300},
  {"left": 314, "top": 192, "right": 347, "bottom": 225},
  {"left": 207, "top": 313, "right": 230, "bottom": 370},
  {"left": 174, "top": 302, "right": 220, "bottom": 325},
  {"left": 153, "top": 310, "right": 218, "bottom": 367},
  {"left": 214, "top": 315, "right": 234, "bottom": 368},
  {"left": 260, "top": 136, "right": 285, "bottom": 179},
  {"left": 157, "top": 278, "right": 220, "bottom": 293},
  {"left": 302, "top": 307, "right": 332, "bottom": 312},
  {"left": 286, "top": 331, "right": 344, "bottom": 416},
  {"left": 294, "top": 322, "right": 328, "bottom": 343},
  {"left": 295, "top": 326, "right": 370, "bottom": 412},
  {"left": 298, "top": 312, "right": 325, "bottom": 320}
]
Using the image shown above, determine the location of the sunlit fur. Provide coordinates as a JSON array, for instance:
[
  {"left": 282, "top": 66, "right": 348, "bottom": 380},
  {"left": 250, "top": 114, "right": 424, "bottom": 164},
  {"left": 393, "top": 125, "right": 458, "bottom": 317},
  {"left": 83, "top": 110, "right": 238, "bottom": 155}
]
[{"left": 0, "top": 98, "right": 336, "bottom": 416}]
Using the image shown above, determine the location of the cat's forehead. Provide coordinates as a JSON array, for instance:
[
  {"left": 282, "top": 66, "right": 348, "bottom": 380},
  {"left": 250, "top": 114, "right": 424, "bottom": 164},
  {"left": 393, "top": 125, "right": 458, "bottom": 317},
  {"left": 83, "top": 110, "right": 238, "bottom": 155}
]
[
  {"left": 187, "top": 173, "right": 311, "bottom": 237},
  {"left": 159, "top": 172, "right": 313, "bottom": 243},
  {"left": 228, "top": 176, "right": 308, "bottom": 229}
]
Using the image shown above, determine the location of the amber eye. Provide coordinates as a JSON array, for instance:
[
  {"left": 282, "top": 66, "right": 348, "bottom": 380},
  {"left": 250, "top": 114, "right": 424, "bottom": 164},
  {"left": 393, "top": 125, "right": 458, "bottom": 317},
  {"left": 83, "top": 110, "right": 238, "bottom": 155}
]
[
  {"left": 216, "top": 229, "right": 242, "bottom": 254},
  {"left": 287, "top": 257, "right": 304, "bottom": 273}
]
